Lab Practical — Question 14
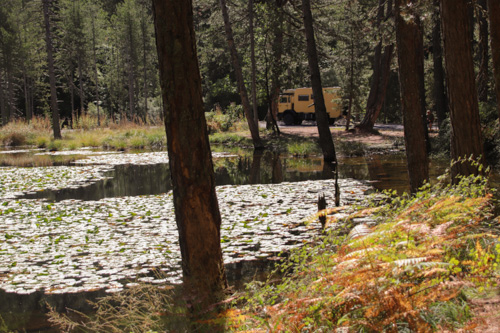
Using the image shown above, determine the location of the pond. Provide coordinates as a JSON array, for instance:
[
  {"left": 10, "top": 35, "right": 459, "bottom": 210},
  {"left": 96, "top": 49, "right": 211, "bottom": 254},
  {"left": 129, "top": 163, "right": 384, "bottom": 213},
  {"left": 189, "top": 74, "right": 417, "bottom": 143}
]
[
  {"left": 12, "top": 150, "right": 449, "bottom": 202},
  {"left": 0, "top": 147, "right": 496, "bottom": 331}
]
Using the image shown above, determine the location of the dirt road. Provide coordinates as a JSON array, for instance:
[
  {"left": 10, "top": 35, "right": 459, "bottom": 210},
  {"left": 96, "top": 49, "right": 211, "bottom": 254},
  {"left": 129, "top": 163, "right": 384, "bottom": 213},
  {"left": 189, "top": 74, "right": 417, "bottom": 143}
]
[{"left": 268, "top": 121, "right": 406, "bottom": 149}]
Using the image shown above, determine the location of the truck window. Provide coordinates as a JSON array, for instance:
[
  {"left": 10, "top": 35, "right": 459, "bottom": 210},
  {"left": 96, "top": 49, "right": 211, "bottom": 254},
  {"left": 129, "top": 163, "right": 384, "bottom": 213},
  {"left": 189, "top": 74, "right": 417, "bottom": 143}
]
[
  {"left": 298, "top": 95, "right": 309, "bottom": 101},
  {"left": 279, "top": 96, "right": 289, "bottom": 103}
]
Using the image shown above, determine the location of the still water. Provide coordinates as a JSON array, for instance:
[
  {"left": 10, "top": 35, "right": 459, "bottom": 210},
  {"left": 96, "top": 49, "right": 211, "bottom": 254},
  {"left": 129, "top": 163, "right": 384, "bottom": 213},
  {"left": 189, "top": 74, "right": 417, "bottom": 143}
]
[{"left": 18, "top": 151, "right": 450, "bottom": 202}]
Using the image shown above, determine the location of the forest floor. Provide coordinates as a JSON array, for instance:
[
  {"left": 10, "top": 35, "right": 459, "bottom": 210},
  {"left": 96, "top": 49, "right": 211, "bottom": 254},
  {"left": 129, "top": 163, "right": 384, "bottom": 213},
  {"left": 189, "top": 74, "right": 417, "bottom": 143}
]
[{"left": 273, "top": 120, "right": 438, "bottom": 149}]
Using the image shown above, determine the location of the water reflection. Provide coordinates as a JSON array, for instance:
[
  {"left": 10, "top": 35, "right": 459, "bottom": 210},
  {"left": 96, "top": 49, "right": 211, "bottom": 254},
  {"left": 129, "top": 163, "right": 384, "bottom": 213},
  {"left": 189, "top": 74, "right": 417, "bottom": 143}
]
[
  {"left": 21, "top": 163, "right": 173, "bottom": 202},
  {"left": 19, "top": 152, "right": 454, "bottom": 202}
]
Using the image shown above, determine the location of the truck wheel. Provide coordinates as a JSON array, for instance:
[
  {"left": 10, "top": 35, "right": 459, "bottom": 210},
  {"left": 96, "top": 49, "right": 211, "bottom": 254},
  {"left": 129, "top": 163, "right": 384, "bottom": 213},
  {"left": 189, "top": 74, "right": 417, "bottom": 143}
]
[
  {"left": 284, "top": 113, "right": 295, "bottom": 126},
  {"left": 295, "top": 119, "right": 303, "bottom": 125}
]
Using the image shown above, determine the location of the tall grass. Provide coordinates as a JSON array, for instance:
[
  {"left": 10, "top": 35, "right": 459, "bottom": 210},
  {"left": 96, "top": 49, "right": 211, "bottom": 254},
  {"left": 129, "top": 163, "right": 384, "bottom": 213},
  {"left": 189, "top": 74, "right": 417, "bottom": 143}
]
[{"left": 0, "top": 115, "right": 166, "bottom": 150}]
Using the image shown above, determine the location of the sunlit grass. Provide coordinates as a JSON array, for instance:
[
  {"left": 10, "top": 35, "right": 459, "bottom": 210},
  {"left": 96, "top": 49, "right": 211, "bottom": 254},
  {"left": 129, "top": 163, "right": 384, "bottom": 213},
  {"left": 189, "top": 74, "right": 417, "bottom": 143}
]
[{"left": 287, "top": 141, "right": 318, "bottom": 156}]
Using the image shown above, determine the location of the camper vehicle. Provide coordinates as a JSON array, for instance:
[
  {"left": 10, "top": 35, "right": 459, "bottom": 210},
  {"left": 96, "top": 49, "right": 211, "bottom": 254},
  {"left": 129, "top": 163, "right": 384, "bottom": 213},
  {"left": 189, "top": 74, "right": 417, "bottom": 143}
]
[{"left": 277, "top": 87, "right": 342, "bottom": 125}]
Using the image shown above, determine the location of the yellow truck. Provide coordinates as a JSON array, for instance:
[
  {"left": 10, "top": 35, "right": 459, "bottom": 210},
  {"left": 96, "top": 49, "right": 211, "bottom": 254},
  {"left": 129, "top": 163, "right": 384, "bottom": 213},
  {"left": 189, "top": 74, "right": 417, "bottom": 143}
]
[{"left": 277, "top": 87, "right": 342, "bottom": 125}]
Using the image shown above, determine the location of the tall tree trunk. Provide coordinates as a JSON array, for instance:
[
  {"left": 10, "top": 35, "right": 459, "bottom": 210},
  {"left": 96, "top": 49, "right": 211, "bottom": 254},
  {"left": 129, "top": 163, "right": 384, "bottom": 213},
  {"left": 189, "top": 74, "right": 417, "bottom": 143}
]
[
  {"left": 357, "top": 0, "right": 394, "bottom": 133},
  {"left": 267, "top": 0, "right": 283, "bottom": 134},
  {"left": 127, "top": 60, "right": 135, "bottom": 119},
  {"left": 42, "top": 0, "right": 62, "bottom": 139},
  {"left": 6, "top": 67, "right": 15, "bottom": 121},
  {"left": 395, "top": 0, "right": 429, "bottom": 193},
  {"left": 152, "top": 0, "right": 227, "bottom": 304},
  {"left": 142, "top": 18, "right": 148, "bottom": 122},
  {"left": 477, "top": 0, "right": 489, "bottom": 102},
  {"left": 0, "top": 69, "right": 6, "bottom": 125},
  {"left": 432, "top": 0, "right": 447, "bottom": 128},
  {"left": 301, "top": 0, "right": 337, "bottom": 163},
  {"left": 68, "top": 71, "right": 75, "bottom": 125},
  {"left": 219, "top": 0, "right": 263, "bottom": 149},
  {"left": 488, "top": 0, "right": 500, "bottom": 122},
  {"left": 441, "top": 0, "right": 484, "bottom": 181},
  {"left": 127, "top": 19, "right": 136, "bottom": 119},
  {"left": 78, "top": 54, "right": 84, "bottom": 117},
  {"left": 249, "top": 0, "right": 259, "bottom": 126},
  {"left": 91, "top": 13, "right": 101, "bottom": 126},
  {"left": 23, "top": 69, "right": 32, "bottom": 122}
]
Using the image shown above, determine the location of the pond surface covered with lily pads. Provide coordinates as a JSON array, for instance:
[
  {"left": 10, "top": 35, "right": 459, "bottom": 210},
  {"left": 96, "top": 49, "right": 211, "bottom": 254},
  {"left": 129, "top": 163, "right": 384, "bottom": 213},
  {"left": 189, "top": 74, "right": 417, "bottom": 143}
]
[
  {"left": 0, "top": 147, "right": 456, "bottom": 330},
  {"left": 1, "top": 149, "right": 374, "bottom": 294}
]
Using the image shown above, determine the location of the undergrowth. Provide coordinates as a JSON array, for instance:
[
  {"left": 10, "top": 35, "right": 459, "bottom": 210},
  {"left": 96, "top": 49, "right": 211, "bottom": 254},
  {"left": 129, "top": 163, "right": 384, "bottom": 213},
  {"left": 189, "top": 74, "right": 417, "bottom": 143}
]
[{"left": 221, "top": 171, "right": 500, "bottom": 332}]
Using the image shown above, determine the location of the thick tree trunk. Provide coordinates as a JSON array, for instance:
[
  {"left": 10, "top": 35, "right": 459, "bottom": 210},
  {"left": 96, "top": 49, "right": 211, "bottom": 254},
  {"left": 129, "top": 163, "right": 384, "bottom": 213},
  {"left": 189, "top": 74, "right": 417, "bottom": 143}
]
[
  {"left": 268, "top": 0, "right": 284, "bottom": 134},
  {"left": 301, "top": 0, "right": 337, "bottom": 163},
  {"left": 42, "top": 0, "right": 62, "bottom": 139},
  {"left": 395, "top": 0, "right": 429, "bottom": 193},
  {"left": 357, "top": 44, "right": 394, "bottom": 132},
  {"left": 357, "top": 0, "right": 394, "bottom": 133},
  {"left": 152, "top": 0, "right": 227, "bottom": 303},
  {"left": 219, "top": 0, "right": 263, "bottom": 149},
  {"left": 441, "top": 0, "right": 484, "bottom": 181},
  {"left": 488, "top": 0, "right": 500, "bottom": 122},
  {"left": 477, "top": 0, "right": 489, "bottom": 102},
  {"left": 432, "top": 0, "right": 447, "bottom": 128}
]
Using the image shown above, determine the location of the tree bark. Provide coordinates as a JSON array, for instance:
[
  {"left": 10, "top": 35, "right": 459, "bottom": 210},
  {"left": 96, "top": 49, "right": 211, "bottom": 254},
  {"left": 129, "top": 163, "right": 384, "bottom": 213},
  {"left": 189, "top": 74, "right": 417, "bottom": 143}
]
[
  {"left": 477, "top": 0, "right": 489, "bottom": 103},
  {"left": 142, "top": 17, "right": 148, "bottom": 122},
  {"left": 91, "top": 13, "right": 101, "bottom": 126},
  {"left": 219, "top": 0, "right": 263, "bottom": 149},
  {"left": 42, "top": 0, "right": 62, "bottom": 139},
  {"left": 441, "top": 0, "right": 484, "bottom": 181},
  {"left": 357, "top": 0, "right": 394, "bottom": 133},
  {"left": 0, "top": 69, "right": 6, "bottom": 126},
  {"left": 249, "top": 0, "right": 259, "bottom": 126},
  {"left": 127, "top": 16, "right": 136, "bottom": 119},
  {"left": 6, "top": 66, "right": 15, "bottom": 121},
  {"left": 68, "top": 70, "right": 75, "bottom": 125},
  {"left": 78, "top": 54, "right": 84, "bottom": 117},
  {"left": 432, "top": 0, "right": 447, "bottom": 128},
  {"left": 23, "top": 71, "right": 32, "bottom": 122},
  {"left": 127, "top": 58, "right": 135, "bottom": 119},
  {"left": 395, "top": 0, "right": 429, "bottom": 193},
  {"left": 152, "top": 0, "right": 227, "bottom": 303},
  {"left": 488, "top": 0, "right": 500, "bottom": 122},
  {"left": 267, "top": 0, "right": 283, "bottom": 134},
  {"left": 301, "top": 0, "right": 337, "bottom": 163}
]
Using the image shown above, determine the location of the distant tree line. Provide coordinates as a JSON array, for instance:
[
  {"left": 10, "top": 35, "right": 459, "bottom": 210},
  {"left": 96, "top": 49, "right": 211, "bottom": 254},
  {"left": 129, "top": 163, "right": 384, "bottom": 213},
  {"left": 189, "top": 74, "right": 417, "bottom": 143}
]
[
  {"left": 1, "top": 0, "right": 498, "bottom": 134},
  {"left": 0, "top": 0, "right": 159, "bottom": 126}
]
